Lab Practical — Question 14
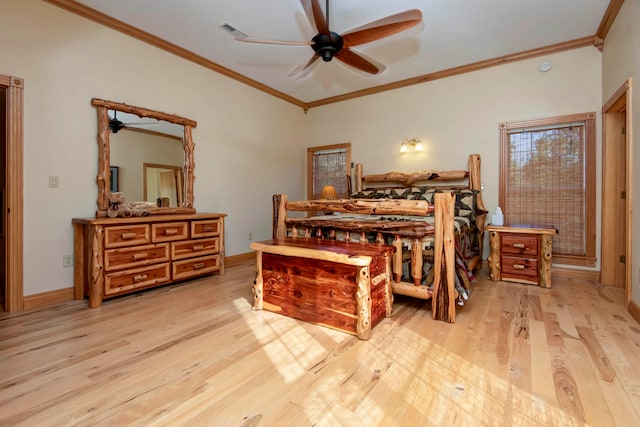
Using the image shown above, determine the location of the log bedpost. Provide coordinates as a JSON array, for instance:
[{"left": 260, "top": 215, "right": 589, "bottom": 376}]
[
  {"left": 431, "top": 192, "right": 457, "bottom": 322},
  {"left": 469, "top": 154, "right": 487, "bottom": 259},
  {"left": 355, "top": 163, "right": 363, "bottom": 192}
]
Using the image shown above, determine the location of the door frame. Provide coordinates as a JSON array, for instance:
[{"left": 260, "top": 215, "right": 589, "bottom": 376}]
[
  {"left": 1, "top": 74, "right": 24, "bottom": 312},
  {"left": 601, "top": 78, "right": 632, "bottom": 303}
]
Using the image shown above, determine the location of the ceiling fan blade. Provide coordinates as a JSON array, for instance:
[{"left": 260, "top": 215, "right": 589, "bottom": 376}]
[
  {"left": 298, "top": 54, "right": 320, "bottom": 78},
  {"left": 235, "top": 38, "right": 311, "bottom": 46},
  {"left": 220, "top": 23, "right": 310, "bottom": 46},
  {"left": 301, "top": 0, "right": 329, "bottom": 35},
  {"left": 335, "top": 48, "right": 384, "bottom": 75},
  {"left": 342, "top": 9, "right": 422, "bottom": 47}
]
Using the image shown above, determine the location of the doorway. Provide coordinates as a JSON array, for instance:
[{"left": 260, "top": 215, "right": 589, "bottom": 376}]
[
  {"left": 1, "top": 74, "right": 24, "bottom": 313},
  {"left": 601, "top": 78, "right": 632, "bottom": 303}
]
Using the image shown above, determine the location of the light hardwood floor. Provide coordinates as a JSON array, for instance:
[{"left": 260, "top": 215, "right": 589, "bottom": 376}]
[{"left": 1, "top": 261, "right": 639, "bottom": 426}]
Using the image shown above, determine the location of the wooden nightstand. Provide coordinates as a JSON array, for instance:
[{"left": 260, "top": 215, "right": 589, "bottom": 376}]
[{"left": 487, "top": 224, "right": 558, "bottom": 288}]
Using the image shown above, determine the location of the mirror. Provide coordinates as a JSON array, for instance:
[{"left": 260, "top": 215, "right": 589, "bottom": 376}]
[{"left": 91, "top": 98, "right": 197, "bottom": 216}]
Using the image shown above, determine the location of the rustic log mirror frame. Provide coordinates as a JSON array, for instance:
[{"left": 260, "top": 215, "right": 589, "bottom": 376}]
[{"left": 91, "top": 98, "right": 197, "bottom": 216}]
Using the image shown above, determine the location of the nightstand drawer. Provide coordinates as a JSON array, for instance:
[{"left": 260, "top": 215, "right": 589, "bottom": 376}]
[
  {"left": 151, "top": 222, "right": 189, "bottom": 242},
  {"left": 501, "top": 255, "right": 538, "bottom": 277},
  {"left": 501, "top": 235, "right": 538, "bottom": 256},
  {"left": 104, "top": 263, "right": 171, "bottom": 296},
  {"left": 104, "top": 224, "right": 150, "bottom": 248}
]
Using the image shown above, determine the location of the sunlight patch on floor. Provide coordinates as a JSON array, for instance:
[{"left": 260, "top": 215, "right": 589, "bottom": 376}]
[{"left": 235, "top": 297, "right": 340, "bottom": 384}]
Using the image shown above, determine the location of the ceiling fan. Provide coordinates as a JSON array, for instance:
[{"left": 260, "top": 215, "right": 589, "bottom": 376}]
[
  {"left": 221, "top": 0, "right": 423, "bottom": 76},
  {"left": 108, "top": 110, "right": 158, "bottom": 134}
]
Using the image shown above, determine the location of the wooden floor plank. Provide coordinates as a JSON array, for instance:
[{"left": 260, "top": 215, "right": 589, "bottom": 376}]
[{"left": 1, "top": 262, "right": 639, "bottom": 426}]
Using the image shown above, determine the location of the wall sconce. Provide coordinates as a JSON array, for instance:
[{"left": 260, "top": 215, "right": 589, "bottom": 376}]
[{"left": 400, "top": 137, "right": 423, "bottom": 153}]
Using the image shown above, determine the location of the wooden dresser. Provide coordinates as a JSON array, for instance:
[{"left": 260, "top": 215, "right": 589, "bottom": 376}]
[
  {"left": 487, "top": 224, "right": 557, "bottom": 288},
  {"left": 72, "top": 213, "right": 225, "bottom": 307}
]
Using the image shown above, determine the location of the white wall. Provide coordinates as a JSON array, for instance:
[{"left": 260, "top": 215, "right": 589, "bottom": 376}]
[
  {"left": 601, "top": 0, "right": 640, "bottom": 304},
  {"left": 306, "top": 47, "right": 603, "bottom": 262},
  {"left": 0, "top": 0, "right": 306, "bottom": 296}
]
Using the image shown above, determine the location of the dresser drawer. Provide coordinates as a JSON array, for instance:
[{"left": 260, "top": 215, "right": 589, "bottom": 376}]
[
  {"left": 172, "top": 254, "right": 220, "bottom": 281},
  {"left": 104, "top": 243, "right": 170, "bottom": 272},
  {"left": 151, "top": 222, "right": 189, "bottom": 242},
  {"left": 501, "top": 235, "right": 538, "bottom": 256},
  {"left": 104, "top": 224, "right": 150, "bottom": 248},
  {"left": 501, "top": 255, "right": 538, "bottom": 277},
  {"left": 171, "top": 237, "right": 219, "bottom": 260},
  {"left": 191, "top": 219, "right": 222, "bottom": 238},
  {"left": 104, "top": 263, "right": 171, "bottom": 296}
]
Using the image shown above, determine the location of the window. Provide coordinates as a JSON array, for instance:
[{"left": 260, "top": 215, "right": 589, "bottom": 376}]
[
  {"left": 307, "top": 143, "right": 351, "bottom": 199},
  {"left": 499, "top": 113, "right": 596, "bottom": 266}
]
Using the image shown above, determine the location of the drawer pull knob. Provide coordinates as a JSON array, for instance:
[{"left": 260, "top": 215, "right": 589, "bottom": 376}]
[
  {"left": 163, "top": 228, "right": 178, "bottom": 235},
  {"left": 193, "top": 262, "right": 206, "bottom": 270},
  {"left": 133, "top": 274, "right": 148, "bottom": 282},
  {"left": 192, "top": 245, "right": 204, "bottom": 251},
  {"left": 513, "top": 264, "right": 525, "bottom": 270},
  {"left": 202, "top": 225, "right": 214, "bottom": 232},
  {"left": 121, "top": 232, "right": 137, "bottom": 240},
  {"left": 512, "top": 243, "right": 526, "bottom": 249},
  {"left": 132, "top": 253, "right": 148, "bottom": 260}
]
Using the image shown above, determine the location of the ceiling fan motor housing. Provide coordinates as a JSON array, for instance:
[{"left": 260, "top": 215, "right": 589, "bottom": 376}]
[{"left": 312, "top": 32, "right": 344, "bottom": 62}]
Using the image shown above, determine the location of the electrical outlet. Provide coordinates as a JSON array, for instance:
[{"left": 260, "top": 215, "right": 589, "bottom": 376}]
[
  {"left": 249, "top": 232, "right": 253, "bottom": 241},
  {"left": 49, "top": 176, "right": 59, "bottom": 188},
  {"left": 63, "top": 255, "right": 73, "bottom": 268}
]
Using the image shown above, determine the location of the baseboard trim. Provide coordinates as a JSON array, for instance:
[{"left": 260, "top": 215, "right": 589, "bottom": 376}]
[
  {"left": 552, "top": 266, "right": 600, "bottom": 282},
  {"left": 225, "top": 252, "right": 254, "bottom": 266},
  {"left": 23, "top": 287, "right": 74, "bottom": 310},
  {"left": 628, "top": 299, "right": 640, "bottom": 325}
]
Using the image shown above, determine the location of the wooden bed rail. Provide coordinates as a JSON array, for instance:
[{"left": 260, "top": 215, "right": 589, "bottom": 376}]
[{"left": 272, "top": 192, "right": 458, "bottom": 322}]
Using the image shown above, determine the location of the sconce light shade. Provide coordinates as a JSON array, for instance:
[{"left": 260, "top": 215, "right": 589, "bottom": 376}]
[
  {"left": 400, "top": 137, "right": 423, "bottom": 153},
  {"left": 320, "top": 185, "right": 339, "bottom": 199}
]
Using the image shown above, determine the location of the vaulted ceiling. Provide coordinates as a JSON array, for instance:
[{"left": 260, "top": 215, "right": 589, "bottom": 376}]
[{"left": 47, "top": 0, "right": 620, "bottom": 109}]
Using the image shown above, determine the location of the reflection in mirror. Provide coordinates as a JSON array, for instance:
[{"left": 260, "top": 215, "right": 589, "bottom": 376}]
[
  {"left": 143, "top": 163, "right": 184, "bottom": 207},
  {"left": 110, "top": 121, "right": 184, "bottom": 206},
  {"left": 91, "top": 98, "right": 197, "bottom": 216}
]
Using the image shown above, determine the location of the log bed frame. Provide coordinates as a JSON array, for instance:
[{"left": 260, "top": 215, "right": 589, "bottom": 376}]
[{"left": 272, "top": 154, "right": 486, "bottom": 322}]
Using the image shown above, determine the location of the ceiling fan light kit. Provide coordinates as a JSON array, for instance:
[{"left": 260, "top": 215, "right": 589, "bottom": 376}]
[{"left": 222, "top": 0, "right": 423, "bottom": 76}]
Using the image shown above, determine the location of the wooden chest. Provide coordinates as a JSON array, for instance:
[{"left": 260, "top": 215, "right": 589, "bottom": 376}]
[{"left": 250, "top": 238, "right": 394, "bottom": 340}]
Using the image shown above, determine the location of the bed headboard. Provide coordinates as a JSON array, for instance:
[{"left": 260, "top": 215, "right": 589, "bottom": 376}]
[{"left": 353, "top": 153, "right": 486, "bottom": 211}]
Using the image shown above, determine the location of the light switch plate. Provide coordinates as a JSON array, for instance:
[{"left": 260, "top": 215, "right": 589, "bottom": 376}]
[{"left": 49, "top": 176, "right": 59, "bottom": 188}]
